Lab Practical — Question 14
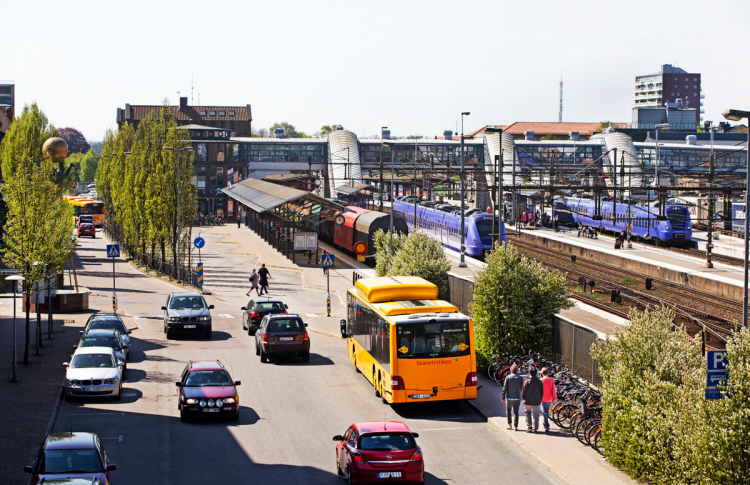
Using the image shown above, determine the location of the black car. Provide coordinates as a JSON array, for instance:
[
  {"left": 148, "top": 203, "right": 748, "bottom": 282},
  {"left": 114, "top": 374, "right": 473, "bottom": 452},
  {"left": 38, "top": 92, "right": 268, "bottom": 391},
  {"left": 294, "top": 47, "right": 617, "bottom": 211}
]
[
  {"left": 83, "top": 313, "right": 131, "bottom": 354},
  {"left": 254, "top": 314, "right": 310, "bottom": 363},
  {"left": 241, "top": 298, "right": 288, "bottom": 335},
  {"left": 78, "top": 214, "right": 94, "bottom": 226},
  {"left": 162, "top": 292, "right": 214, "bottom": 339}
]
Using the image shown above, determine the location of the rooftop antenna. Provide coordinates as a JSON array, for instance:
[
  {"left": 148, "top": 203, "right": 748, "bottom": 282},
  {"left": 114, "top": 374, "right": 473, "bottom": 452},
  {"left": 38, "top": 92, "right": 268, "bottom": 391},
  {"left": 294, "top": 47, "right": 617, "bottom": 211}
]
[
  {"left": 191, "top": 74, "right": 194, "bottom": 106},
  {"left": 198, "top": 93, "right": 200, "bottom": 106},
  {"left": 559, "top": 76, "right": 563, "bottom": 123}
]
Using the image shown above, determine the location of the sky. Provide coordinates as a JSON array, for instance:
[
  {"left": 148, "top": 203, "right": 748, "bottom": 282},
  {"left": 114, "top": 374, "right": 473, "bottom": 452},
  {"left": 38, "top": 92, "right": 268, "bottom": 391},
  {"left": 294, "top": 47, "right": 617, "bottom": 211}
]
[{"left": 4, "top": 0, "right": 750, "bottom": 141}]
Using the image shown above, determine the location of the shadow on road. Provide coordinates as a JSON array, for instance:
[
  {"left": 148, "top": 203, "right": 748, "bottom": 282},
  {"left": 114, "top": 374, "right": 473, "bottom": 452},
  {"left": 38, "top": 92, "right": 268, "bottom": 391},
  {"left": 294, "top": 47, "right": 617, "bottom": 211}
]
[
  {"left": 390, "top": 400, "right": 485, "bottom": 424},
  {"left": 124, "top": 368, "right": 177, "bottom": 385},
  {"left": 182, "top": 405, "right": 261, "bottom": 427},
  {"left": 266, "top": 353, "right": 334, "bottom": 366}
]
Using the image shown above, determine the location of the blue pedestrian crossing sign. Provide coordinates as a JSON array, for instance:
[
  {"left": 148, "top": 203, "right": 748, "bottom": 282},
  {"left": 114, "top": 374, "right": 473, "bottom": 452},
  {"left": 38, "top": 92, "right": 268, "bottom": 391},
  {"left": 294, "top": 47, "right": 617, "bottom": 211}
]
[
  {"left": 106, "top": 244, "right": 120, "bottom": 258},
  {"left": 194, "top": 237, "right": 205, "bottom": 249},
  {"left": 321, "top": 254, "right": 335, "bottom": 267},
  {"left": 706, "top": 350, "right": 728, "bottom": 400},
  {"left": 196, "top": 263, "right": 204, "bottom": 285}
]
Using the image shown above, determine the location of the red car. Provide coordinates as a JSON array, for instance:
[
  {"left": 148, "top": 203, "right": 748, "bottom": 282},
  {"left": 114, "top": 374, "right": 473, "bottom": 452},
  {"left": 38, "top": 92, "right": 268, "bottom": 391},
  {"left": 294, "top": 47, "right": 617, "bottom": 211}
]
[
  {"left": 176, "top": 360, "right": 240, "bottom": 421},
  {"left": 334, "top": 421, "right": 423, "bottom": 484},
  {"left": 78, "top": 223, "right": 95, "bottom": 238},
  {"left": 24, "top": 431, "right": 116, "bottom": 484}
]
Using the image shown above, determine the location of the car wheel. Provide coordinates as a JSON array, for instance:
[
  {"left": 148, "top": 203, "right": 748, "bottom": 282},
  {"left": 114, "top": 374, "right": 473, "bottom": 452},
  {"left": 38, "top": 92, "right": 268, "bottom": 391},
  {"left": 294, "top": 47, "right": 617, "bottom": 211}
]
[
  {"left": 260, "top": 350, "right": 268, "bottom": 363},
  {"left": 204, "top": 329, "right": 212, "bottom": 339},
  {"left": 302, "top": 351, "right": 310, "bottom": 363},
  {"left": 114, "top": 385, "right": 122, "bottom": 401},
  {"left": 166, "top": 328, "right": 173, "bottom": 340},
  {"left": 231, "top": 412, "right": 240, "bottom": 422},
  {"left": 255, "top": 343, "right": 260, "bottom": 356},
  {"left": 64, "top": 391, "right": 71, "bottom": 402},
  {"left": 249, "top": 328, "right": 256, "bottom": 336},
  {"left": 242, "top": 318, "right": 246, "bottom": 331},
  {"left": 180, "top": 410, "right": 189, "bottom": 422}
]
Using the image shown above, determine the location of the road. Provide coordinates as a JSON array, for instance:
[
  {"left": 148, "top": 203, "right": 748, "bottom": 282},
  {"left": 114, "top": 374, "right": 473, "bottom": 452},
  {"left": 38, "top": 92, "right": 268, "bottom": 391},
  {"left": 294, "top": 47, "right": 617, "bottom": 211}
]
[{"left": 52, "top": 228, "right": 559, "bottom": 484}]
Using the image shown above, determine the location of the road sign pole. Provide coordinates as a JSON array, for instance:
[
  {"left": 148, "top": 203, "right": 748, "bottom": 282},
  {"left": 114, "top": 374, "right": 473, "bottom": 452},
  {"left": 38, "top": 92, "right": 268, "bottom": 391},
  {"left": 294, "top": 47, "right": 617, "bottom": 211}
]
[
  {"left": 112, "top": 255, "right": 116, "bottom": 292},
  {"left": 327, "top": 271, "right": 330, "bottom": 317}
]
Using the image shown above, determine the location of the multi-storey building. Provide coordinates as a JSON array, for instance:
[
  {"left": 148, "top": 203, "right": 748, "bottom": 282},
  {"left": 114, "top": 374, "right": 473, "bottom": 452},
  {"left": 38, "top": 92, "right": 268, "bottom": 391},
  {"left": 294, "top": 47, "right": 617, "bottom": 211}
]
[
  {"left": 0, "top": 81, "right": 14, "bottom": 143},
  {"left": 634, "top": 64, "right": 703, "bottom": 125}
]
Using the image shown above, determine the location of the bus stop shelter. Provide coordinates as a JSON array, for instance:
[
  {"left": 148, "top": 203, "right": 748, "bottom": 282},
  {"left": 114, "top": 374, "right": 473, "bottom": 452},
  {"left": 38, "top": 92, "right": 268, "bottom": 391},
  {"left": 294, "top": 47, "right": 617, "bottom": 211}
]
[{"left": 222, "top": 178, "right": 346, "bottom": 263}]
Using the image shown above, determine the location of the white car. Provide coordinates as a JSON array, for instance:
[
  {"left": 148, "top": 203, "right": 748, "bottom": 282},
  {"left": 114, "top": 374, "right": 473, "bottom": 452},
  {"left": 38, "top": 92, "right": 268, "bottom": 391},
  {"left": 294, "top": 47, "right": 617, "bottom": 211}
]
[{"left": 63, "top": 347, "right": 124, "bottom": 401}]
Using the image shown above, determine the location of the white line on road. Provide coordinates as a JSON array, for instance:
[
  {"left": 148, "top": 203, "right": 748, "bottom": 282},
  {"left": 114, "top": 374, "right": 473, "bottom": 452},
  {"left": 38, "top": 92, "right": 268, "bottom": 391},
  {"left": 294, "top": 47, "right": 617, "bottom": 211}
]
[
  {"left": 420, "top": 427, "right": 485, "bottom": 431},
  {"left": 305, "top": 313, "right": 318, "bottom": 318},
  {"left": 218, "top": 314, "right": 235, "bottom": 319},
  {"left": 100, "top": 435, "right": 124, "bottom": 441}
]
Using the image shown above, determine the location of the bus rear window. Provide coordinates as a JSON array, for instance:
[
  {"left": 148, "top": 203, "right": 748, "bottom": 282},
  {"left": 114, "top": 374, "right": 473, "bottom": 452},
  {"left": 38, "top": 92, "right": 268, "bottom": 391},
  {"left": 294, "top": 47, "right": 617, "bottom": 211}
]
[
  {"left": 85, "top": 203, "right": 104, "bottom": 214},
  {"left": 395, "top": 320, "right": 470, "bottom": 359}
]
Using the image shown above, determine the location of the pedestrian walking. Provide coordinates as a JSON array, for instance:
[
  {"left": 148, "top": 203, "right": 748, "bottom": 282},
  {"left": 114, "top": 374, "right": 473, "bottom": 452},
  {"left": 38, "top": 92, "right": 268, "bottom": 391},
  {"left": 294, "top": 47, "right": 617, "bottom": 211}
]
[
  {"left": 237, "top": 214, "right": 241, "bottom": 228},
  {"left": 501, "top": 364, "right": 524, "bottom": 431},
  {"left": 521, "top": 367, "right": 544, "bottom": 433},
  {"left": 258, "top": 263, "right": 271, "bottom": 295},
  {"left": 540, "top": 367, "right": 557, "bottom": 433},
  {"left": 246, "top": 269, "right": 260, "bottom": 297},
  {"left": 521, "top": 211, "right": 528, "bottom": 227}
]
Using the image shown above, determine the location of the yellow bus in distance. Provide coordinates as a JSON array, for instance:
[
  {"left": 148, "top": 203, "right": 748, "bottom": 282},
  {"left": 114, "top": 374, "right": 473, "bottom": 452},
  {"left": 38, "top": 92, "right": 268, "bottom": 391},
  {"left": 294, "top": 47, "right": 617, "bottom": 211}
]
[
  {"left": 342, "top": 276, "right": 477, "bottom": 404},
  {"left": 67, "top": 197, "right": 105, "bottom": 227}
]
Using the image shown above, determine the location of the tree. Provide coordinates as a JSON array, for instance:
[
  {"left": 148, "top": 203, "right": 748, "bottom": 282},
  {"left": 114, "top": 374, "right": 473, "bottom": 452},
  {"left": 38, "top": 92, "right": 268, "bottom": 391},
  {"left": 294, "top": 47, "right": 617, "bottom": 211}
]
[
  {"left": 471, "top": 244, "right": 570, "bottom": 363},
  {"left": 269, "top": 122, "right": 309, "bottom": 139},
  {"left": 59, "top": 127, "right": 90, "bottom": 154},
  {"left": 0, "top": 103, "right": 75, "bottom": 364},
  {"left": 252, "top": 127, "right": 269, "bottom": 138},
  {"left": 316, "top": 124, "right": 340, "bottom": 137}
]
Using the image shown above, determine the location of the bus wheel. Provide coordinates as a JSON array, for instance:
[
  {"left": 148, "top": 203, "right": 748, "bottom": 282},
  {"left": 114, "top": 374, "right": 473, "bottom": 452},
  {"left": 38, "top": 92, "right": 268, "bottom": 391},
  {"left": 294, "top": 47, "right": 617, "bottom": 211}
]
[
  {"left": 381, "top": 383, "right": 389, "bottom": 405},
  {"left": 354, "top": 358, "right": 361, "bottom": 373},
  {"left": 375, "top": 371, "right": 381, "bottom": 398}
]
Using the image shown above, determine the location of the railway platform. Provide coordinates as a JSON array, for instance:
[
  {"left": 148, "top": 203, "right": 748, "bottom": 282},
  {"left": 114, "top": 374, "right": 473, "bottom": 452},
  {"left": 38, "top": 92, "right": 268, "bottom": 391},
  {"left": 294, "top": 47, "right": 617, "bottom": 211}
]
[
  {"left": 692, "top": 229, "right": 748, "bottom": 260},
  {"left": 511, "top": 224, "right": 746, "bottom": 300}
]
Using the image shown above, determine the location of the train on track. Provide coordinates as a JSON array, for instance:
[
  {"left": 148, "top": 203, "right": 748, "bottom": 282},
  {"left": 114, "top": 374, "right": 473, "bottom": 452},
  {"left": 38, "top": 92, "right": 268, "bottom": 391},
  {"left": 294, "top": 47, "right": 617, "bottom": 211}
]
[
  {"left": 392, "top": 199, "right": 507, "bottom": 257},
  {"left": 553, "top": 196, "right": 692, "bottom": 246},
  {"left": 319, "top": 206, "right": 408, "bottom": 266}
]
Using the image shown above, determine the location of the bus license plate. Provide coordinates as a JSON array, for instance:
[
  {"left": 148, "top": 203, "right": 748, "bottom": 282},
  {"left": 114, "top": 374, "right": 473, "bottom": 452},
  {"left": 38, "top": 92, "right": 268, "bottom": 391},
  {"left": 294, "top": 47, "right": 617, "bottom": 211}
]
[
  {"left": 279, "top": 337, "right": 294, "bottom": 341},
  {"left": 184, "top": 325, "right": 196, "bottom": 329},
  {"left": 379, "top": 472, "right": 401, "bottom": 478},
  {"left": 203, "top": 408, "right": 220, "bottom": 413},
  {"left": 411, "top": 394, "right": 430, "bottom": 399}
]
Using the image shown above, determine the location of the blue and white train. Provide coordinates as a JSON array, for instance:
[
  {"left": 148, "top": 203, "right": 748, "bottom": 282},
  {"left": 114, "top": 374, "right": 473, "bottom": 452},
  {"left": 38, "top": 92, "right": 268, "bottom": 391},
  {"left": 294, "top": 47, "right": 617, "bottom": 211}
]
[
  {"left": 553, "top": 196, "right": 692, "bottom": 246},
  {"left": 392, "top": 200, "right": 507, "bottom": 257}
]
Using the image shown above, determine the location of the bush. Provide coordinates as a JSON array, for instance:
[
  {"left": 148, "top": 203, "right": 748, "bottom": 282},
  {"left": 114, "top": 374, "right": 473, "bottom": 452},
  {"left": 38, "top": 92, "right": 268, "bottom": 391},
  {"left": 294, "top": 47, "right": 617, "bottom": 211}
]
[
  {"left": 471, "top": 243, "right": 570, "bottom": 364},
  {"left": 373, "top": 230, "right": 451, "bottom": 300}
]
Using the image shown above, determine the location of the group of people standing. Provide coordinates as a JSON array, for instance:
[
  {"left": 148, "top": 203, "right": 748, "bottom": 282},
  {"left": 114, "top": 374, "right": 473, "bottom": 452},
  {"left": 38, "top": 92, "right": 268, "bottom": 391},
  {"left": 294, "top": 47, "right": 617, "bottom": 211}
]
[
  {"left": 246, "top": 264, "right": 272, "bottom": 297},
  {"left": 501, "top": 365, "right": 557, "bottom": 433}
]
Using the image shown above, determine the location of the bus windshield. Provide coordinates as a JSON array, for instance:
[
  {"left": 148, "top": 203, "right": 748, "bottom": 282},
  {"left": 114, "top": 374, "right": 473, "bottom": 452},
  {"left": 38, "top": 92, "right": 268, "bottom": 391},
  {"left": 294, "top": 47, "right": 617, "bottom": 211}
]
[{"left": 395, "top": 320, "right": 470, "bottom": 359}]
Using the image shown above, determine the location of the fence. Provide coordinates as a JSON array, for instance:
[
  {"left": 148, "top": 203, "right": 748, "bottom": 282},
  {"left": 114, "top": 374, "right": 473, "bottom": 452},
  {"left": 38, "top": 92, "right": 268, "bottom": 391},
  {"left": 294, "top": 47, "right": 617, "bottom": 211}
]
[
  {"left": 447, "top": 273, "right": 475, "bottom": 315},
  {"left": 553, "top": 315, "right": 601, "bottom": 383}
]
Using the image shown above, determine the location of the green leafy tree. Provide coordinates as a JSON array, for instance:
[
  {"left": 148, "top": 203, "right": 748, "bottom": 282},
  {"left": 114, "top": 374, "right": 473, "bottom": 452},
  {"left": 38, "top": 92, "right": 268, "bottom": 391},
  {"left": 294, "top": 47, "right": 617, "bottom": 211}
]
[
  {"left": 0, "top": 103, "right": 75, "bottom": 364},
  {"left": 373, "top": 229, "right": 405, "bottom": 277},
  {"left": 269, "top": 121, "right": 309, "bottom": 138},
  {"left": 471, "top": 244, "right": 570, "bottom": 363},
  {"left": 316, "top": 124, "right": 339, "bottom": 137}
]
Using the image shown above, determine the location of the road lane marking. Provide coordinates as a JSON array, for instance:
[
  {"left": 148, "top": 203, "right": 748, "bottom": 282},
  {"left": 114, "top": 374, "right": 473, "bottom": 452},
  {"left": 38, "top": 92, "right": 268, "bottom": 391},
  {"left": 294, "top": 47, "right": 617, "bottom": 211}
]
[
  {"left": 305, "top": 313, "right": 318, "bottom": 318},
  {"left": 100, "top": 436, "right": 124, "bottom": 441},
  {"left": 218, "top": 314, "right": 235, "bottom": 319},
  {"left": 420, "top": 427, "right": 485, "bottom": 431}
]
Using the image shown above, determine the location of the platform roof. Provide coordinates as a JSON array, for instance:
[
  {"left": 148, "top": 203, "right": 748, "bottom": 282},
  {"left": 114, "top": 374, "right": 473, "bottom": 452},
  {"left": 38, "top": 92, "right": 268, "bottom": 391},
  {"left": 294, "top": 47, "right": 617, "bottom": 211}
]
[{"left": 335, "top": 183, "right": 379, "bottom": 195}]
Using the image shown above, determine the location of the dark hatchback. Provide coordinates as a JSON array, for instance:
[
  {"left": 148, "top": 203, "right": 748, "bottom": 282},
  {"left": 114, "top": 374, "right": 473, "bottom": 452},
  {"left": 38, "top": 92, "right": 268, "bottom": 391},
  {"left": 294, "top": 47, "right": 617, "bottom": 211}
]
[
  {"left": 176, "top": 360, "right": 240, "bottom": 421},
  {"left": 254, "top": 314, "right": 310, "bottom": 363},
  {"left": 24, "top": 432, "right": 116, "bottom": 485},
  {"left": 241, "top": 298, "right": 288, "bottom": 335}
]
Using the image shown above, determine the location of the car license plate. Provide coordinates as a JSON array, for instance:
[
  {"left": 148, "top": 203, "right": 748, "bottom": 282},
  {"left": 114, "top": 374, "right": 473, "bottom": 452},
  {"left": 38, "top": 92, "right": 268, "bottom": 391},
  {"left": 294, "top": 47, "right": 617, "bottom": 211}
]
[
  {"left": 378, "top": 472, "right": 401, "bottom": 478},
  {"left": 184, "top": 325, "right": 196, "bottom": 329},
  {"left": 86, "top": 387, "right": 103, "bottom": 392},
  {"left": 411, "top": 393, "right": 431, "bottom": 399},
  {"left": 203, "top": 408, "right": 220, "bottom": 413},
  {"left": 279, "top": 337, "right": 294, "bottom": 341}
]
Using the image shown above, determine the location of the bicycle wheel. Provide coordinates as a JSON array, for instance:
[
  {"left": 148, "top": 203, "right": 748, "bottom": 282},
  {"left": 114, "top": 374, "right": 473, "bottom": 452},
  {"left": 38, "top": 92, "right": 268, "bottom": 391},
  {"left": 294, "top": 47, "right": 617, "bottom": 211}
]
[
  {"left": 569, "top": 412, "right": 583, "bottom": 436},
  {"left": 557, "top": 404, "right": 577, "bottom": 430},
  {"left": 575, "top": 418, "right": 590, "bottom": 444},
  {"left": 487, "top": 360, "right": 499, "bottom": 380},
  {"left": 592, "top": 426, "right": 604, "bottom": 455},
  {"left": 551, "top": 402, "right": 565, "bottom": 426},
  {"left": 584, "top": 419, "right": 600, "bottom": 447}
]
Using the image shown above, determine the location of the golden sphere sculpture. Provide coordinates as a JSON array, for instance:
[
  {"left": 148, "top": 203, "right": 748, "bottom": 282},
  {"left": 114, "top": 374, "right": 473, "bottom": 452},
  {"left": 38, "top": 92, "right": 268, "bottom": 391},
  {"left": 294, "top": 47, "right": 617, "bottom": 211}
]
[{"left": 43, "top": 137, "right": 68, "bottom": 163}]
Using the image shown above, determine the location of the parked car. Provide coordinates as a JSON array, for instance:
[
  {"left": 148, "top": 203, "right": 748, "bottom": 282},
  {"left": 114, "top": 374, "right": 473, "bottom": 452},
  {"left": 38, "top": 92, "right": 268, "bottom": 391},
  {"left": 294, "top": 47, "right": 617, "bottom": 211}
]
[
  {"left": 63, "top": 347, "right": 123, "bottom": 401},
  {"left": 333, "top": 422, "right": 423, "bottom": 484},
  {"left": 75, "top": 329, "right": 127, "bottom": 370},
  {"left": 84, "top": 313, "right": 131, "bottom": 352},
  {"left": 241, "top": 298, "right": 288, "bottom": 335},
  {"left": 176, "top": 360, "right": 240, "bottom": 421},
  {"left": 77, "top": 223, "right": 96, "bottom": 238},
  {"left": 163, "top": 292, "right": 214, "bottom": 339},
  {"left": 254, "top": 314, "right": 310, "bottom": 363},
  {"left": 24, "top": 432, "right": 116, "bottom": 484}
]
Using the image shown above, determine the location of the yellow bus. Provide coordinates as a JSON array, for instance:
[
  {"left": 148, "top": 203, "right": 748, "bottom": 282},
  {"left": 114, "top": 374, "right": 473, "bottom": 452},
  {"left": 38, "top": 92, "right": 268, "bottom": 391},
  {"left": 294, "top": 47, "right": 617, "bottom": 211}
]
[
  {"left": 68, "top": 197, "right": 106, "bottom": 227},
  {"left": 341, "top": 276, "right": 477, "bottom": 404}
]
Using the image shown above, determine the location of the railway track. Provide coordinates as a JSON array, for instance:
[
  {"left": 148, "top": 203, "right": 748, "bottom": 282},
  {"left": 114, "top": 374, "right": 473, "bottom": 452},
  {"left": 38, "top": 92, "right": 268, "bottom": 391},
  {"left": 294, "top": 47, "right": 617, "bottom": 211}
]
[
  {"left": 509, "top": 238, "right": 738, "bottom": 348},
  {"left": 665, "top": 245, "right": 744, "bottom": 267}
]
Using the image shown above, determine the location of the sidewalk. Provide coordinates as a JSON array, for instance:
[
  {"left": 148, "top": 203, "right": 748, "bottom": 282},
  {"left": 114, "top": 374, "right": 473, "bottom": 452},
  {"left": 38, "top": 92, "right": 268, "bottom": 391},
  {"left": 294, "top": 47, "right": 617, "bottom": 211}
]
[{"left": 468, "top": 374, "right": 636, "bottom": 485}]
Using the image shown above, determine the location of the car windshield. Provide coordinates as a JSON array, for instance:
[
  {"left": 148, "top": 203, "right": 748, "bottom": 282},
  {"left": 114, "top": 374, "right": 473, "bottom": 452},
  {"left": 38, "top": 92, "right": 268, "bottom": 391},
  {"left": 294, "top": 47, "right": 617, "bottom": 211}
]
[
  {"left": 40, "top": 449, "right": 103, "bottom": 474},
  {"left": 184, "top": 370, "right": 233, "bottom": 387},
  {"left": 395, "top": 320, "right": 471, "bottom": 359},
  {"left": 267, "top": 318, "right": 303, "bottom": 332},
  {"left": 257, "top": 302, "right": 284, "bottom": 312},
  {"left": 70, "top": 353, "right": 114, "bottom": 368},
  {"left": 169, "top": 296, "right": 206, "bottom": 309},
  {"left": 359, "top": 433, "right": 416, "bottom": 451},
  {"left": 88, "top": 319, "right": 127, "bottom": 335},
  {"left": 80, "top": 337, "right": 121, "bottom": 351}
]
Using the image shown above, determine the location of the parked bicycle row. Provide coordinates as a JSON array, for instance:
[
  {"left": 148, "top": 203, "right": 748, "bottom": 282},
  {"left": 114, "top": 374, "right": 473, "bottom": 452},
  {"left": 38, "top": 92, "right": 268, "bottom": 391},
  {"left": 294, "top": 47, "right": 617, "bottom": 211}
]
[{"left": 194, "top": 213, "right": 225, "bottom": 226}]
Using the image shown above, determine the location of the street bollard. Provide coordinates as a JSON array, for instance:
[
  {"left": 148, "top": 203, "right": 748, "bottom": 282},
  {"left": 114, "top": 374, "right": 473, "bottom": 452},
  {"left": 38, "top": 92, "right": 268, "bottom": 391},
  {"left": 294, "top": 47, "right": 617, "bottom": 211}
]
[{"left": 327, "top": 294, "right": 331, "bottom": 317}]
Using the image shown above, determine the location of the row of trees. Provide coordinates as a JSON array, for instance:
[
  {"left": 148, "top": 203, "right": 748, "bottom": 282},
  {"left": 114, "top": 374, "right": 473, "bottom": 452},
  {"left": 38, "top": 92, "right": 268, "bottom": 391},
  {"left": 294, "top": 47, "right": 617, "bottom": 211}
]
[
  {"left": 592, "top": 307, "right": 750, "bottom": 484},
  {"left": 252, "top": 122, "right": 341, "bottom": 139},
  {"left": 96, "top": 103, "right": 196, "bottom": 274},
  {"left": 0, "top": 104, "right": 76, "bottom": 364}
]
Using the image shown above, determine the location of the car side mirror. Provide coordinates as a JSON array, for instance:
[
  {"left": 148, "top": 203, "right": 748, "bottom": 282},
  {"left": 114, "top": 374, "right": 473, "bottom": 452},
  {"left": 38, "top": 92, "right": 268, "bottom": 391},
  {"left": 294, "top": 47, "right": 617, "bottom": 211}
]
[
  {"left": 332, "top": 435, "right": 344, "bottom": 441},
  {"left": 304, "top": 323, "right": 308, "bottom": 327},
  {"left": 161, "top": 306, "right": 167, "bottom": 311},
  {"left": 127, "top": 330, "right": 132, "bottom": 334},
  {"left": 411, "top": 433, "right": 419, "bottom": 438},
  {"left": 62, "top": 362, "right": 69, "bottom": 367},
  {"left": 208, "top": 305, "right": 214, "bottom": 309},
  {"left": 73, "top": 344, "right": 78, "bottom": 349},
  {"left": 241, "top": 307, "right": 246, "bottom": 311},
  {"left": 175, "top": 382, "right": 182, "bottom": 387},
  {"left": 106, "top": 464, "right": 117, "bottom": 472},
  {"left": 234, "top": 381, "right": 241, "bottom": 386},
  {"left": 339, "top": 319, "right": 347, "bottom": 338},
  {"left": 23, "top": 465, "right": 33, "bottom": 473},
  {"left": 284, "top": 304, "right": 288, "bottom": 309}
]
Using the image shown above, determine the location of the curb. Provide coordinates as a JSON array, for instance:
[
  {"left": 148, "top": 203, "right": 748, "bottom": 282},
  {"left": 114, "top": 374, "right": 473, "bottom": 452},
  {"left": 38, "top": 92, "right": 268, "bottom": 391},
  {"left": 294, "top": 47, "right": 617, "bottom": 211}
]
[
  {"left": 306, "top": 326, "right": 344, "bottom": 340},
  {"left": 465, "top": 400, "right": 575, "bottom": 485}
]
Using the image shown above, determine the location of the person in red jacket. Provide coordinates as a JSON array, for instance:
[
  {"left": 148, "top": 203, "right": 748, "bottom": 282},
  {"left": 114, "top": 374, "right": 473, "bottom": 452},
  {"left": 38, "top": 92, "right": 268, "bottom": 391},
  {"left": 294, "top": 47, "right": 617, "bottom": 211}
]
[{"left": 540, "top": 367, "right": 557, "bottom": 433}]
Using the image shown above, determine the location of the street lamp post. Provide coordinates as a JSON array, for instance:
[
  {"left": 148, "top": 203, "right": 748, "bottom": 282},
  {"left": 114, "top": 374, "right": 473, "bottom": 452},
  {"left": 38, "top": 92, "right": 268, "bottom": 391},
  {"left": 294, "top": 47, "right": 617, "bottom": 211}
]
[
  {"left": 384, "top": 141, "right": 395, "bottom": 251},
  {"left": 163, "top": 146, "right": 194, "bottom": 282},
  {"left": 413, "top": 136, "right": 422, "bottom": 226},
  {"left": 459, "top": 112, "right": 470, "bottom": 268},
  {"left": 723, "top": 108, "right": 750, "bottom": 328},
  {"left": 379, "top": 126, "right": 388, "bottom": 212},
  {"left": 654, "top": 123, "right": 670, "bottom": 201},
  {"left": 706, "top": 121, "right": 716, "bottom": 269},
  {"left": 6, "top": 275, "right": 24, "bottom": 382}
]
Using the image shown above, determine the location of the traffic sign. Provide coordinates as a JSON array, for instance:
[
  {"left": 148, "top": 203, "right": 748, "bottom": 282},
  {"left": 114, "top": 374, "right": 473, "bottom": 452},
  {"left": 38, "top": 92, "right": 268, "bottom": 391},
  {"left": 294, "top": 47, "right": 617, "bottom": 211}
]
[
  {"left": 196, "top": 263, "right": 204, "bottom": 285},
  {"left": 354, "top": 241, "right": 367, "bottom": 255},
  {"left": 194, "top": 237, "right": 205, "bottom": 249},
  {"left": 357, "top": 255, "right": 365, "bottom": 262},
  {"left": 321, "top": 254, "right": 335, "bottom": 267},
  {"left": 334, "top": 214, "right": 346, "bottom": 226},
  {"left": 706, "top": 350, "right": 728, "bottom": 400},
  {"left": 106, "top": 244, "right": 120, "bottom": 258}
]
